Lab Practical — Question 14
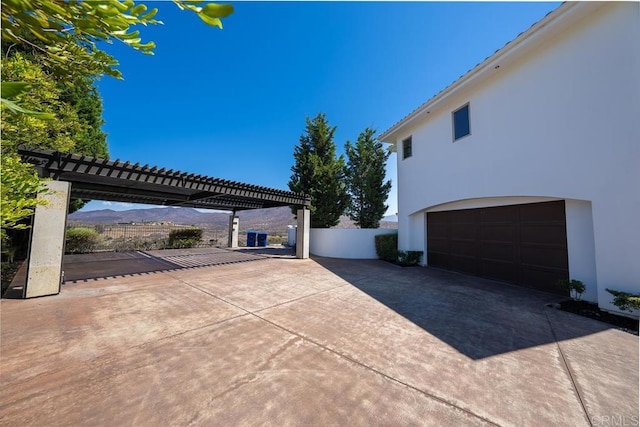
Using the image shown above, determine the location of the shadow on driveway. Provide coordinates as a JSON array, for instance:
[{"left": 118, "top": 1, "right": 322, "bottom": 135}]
[
  {"left": 313, "top": 256, "right": 613, "bottom": 360},
  {"left": 2, "top": 248, "right": 272, "bottom": 298}
]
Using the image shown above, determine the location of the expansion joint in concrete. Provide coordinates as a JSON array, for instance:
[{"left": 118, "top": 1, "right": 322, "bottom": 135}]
[
  {"left": 250, "top": 312, "right": 502, "bottom": 427},
  {"left": 544, "top": 311, "right": 594, "bottom": 427}
]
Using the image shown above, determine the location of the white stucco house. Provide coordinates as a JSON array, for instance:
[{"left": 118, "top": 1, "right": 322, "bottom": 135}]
[{"left": 380, "top": 2, "right": 639, "bottom": 314}]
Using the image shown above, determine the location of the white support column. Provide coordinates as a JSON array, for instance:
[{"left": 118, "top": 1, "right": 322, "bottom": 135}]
[
  {"left": 25, "top": 180, "right": 71, "bottom": 298},
  {"left": 296, "top": 208, "right": 310, "bottom": 259},
  {"left": 228, "top": 214, "right": 239, "bottom": 248}
]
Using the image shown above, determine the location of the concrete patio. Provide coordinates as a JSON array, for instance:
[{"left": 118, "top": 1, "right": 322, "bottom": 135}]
[{"left": 1, "top": 254, "right": 637, "bottom": 426}]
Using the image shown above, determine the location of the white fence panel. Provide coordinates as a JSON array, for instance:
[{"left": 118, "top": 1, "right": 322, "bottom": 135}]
[{"left": 309, "top": 228, "right": 397, "bottom": 259}]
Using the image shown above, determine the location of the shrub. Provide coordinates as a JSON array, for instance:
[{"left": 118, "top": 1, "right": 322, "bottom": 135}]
[
  {"left": 113, "top": 237, "right": 168, "bottom": 252},
  {"left": 557, "top": 279, "right": 586, "bottom": 301},
  {"left": 268, "top": 235, "right": 286, "bottom": 245},
  {"left": 168, "top": 228, "right": 202, "bottom": 249},
  {"left": 606, "top": 289, "right": 640, "bottom": 313},
  {"left": 397, "top": 250, "right": 423, "bottom": 266},
  {"left": 66, "top": 227, "right": 101, "bottom": 254},
  {"left": 375, "top": 233, "right": 398, "bottom": 262}
]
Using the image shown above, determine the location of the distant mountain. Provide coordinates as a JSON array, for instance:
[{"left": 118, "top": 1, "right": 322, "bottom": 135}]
[
  {"left": 69, "top": 207, "right": 222, "bottom": 225},
  {"left": 69, "top": 206, "right": 296, "bottom": 233},
  {"left": 332, "top": 215, "right": 398, "bottom": 230},
  {"left": 69, "top": 206, "right": 397, "bottom": 232}
]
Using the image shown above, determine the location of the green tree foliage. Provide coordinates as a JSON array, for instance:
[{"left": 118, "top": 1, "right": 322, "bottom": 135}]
[
  {"left": 0, "top": 0, "right": 232, "bottom": 235},
  {"left": 1, "top": 0, "right": 233, "bottom": 82},
  {"left": 168, "top": 228, "right": 203, "bottom": 249},
  {"left": 61, "top": 77, "right": 110, "bottom": 212},
  {"left": 60, "top": 78, "right": 109, "bottom": 159},
  {"left": 1, "top": 52, "right": 107, "bottom": 214},
  {"left": 0, "top": 155, "right": 47, "bottom": 240},
  {"left": 606, "top": 289, "right": 640, "bottom": 312},
  {"left": 1, "top": 53, "right": 80, "bottom": 235},
  {"left": 374, "top": 233, "right": 398, "bottom": 262},
  {"left": 2, "top": 53, "right": 80, "bottom": 153},
  {"left": 65, "top": 227, "right": 101, "bottom": 254},
  {"left": 345, "top": 128, "right": 392, "bottom": 228},
  {"left": 289, "top": 113, "right": 349, "bottom": 228}
]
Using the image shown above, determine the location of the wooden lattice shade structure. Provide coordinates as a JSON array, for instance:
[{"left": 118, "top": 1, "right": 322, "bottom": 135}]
[{"left": 19, "top": 147, "right": 311, "bottom": 211}]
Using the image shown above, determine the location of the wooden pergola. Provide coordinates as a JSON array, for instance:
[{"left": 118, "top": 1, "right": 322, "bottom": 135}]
[
  {"left": 18, "top": 147, "right": 312, "bottom": 298},
  {"left": 19, "top": 147, "right": 311, "bottom": 211}
]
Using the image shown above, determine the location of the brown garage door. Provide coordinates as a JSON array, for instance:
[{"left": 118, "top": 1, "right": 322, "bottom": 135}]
[{"left": 427, "top": 200, "right": 569, "bottom": 295}]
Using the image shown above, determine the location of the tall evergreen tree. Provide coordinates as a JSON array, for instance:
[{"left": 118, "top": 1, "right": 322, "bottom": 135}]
[
  {"left": 60, "top": 78, "right": 109, "bottom": 159},
  {"left": 345, "top": 127, "right": 392, "bottom": 228},
  {"left": 289, "top": 113, "right": 349, "bottom": 228}
]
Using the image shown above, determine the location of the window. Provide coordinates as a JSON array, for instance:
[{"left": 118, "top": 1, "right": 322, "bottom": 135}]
[
  {"left": 453, "top": 103, "right": 470, "bottom": 141},
  {"left": 402, "top": 136, "right": 412, "bottom": 159}
]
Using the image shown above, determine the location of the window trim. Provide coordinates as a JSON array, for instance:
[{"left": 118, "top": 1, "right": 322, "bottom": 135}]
[
  {"left": 402, "top": 136, "right": 413, "bottom": 159},
  {"left": 452, "top": 103, "right": 471, "bottom": 141}
]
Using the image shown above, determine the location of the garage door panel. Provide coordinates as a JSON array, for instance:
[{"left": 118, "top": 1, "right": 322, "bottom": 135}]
[
  {"left": 481, "top": 242, "right": 516, "bottom": 262},
  {"left": 519, "top": 201, "right": 565, "bottom": 222},
  {"left": 480, "top": 205, "right": 516, "bottom": 223},
  {"left": 449, "top": 255, "right": 479, "bottom": 275},
  {"left": 428, "top": 237, "right": 449, "bottom": 253},
  {"left": 449, "top": 209, "right": 476, "bottom": 224},
  {"left": 520, "top": 224, "right": 567, "bottom": 245},
  {"left": 428, "top": 223, "right": 448, "bottom": 239},
  {"left": 451, "top": 223, "right": 476, "bottom": 240},
  {"left": 451, "top": 240, "right": 478, "bottom": 257},
  {"left": 428, "top": 211, "right": 448, "bottom": 223},
  {"left": 482, "top": 260, "right": 518, "bottom": 283},
  {"left": 480, "top": 224, "right": 514, "bottom": 243},
  {"left": 427, "top": 252, "right": 449, "bottom": 269},
  {"left": 520, "top": 267, "right": 567, "bottom": 294},
  {"left": 520, "top": 246, "right": 568, "bottom": 270},
  {"left": 426, "top": 200, "right": 569, "bottom": 294}
]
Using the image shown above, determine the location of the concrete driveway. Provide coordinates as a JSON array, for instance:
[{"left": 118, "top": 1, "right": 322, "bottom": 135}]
[{"left": 1, "top": 255, "right": 637, "bottom": 426}]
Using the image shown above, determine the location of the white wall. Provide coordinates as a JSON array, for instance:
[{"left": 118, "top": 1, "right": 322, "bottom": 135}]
[
  {"left": 392, "top": 3, "right": 639, "bottom": 311},
  {"left": 564, "top": 199, "right": 598, "bottom": 303},
  {"left": 310, "top": 228, "right": 397, "bottom": 259}
]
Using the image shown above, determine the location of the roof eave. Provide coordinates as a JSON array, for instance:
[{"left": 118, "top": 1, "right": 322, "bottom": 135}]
[{"left": 379, "top": 1, "right": 598, "bottom": 144}]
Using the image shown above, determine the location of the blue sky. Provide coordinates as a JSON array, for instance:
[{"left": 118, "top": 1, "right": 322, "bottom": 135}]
[{"left": 82, "top": 1, "right": 560, "bottom": 215}]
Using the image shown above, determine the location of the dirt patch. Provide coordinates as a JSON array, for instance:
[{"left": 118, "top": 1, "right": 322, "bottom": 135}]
[{"left": 559, "top": 299, "right": 638, "bottom": 335}]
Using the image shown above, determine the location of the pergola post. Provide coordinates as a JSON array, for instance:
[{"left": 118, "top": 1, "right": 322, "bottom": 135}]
[
  {"left": 228, "top": 214, "right": 239, "bottom": 248},
  {"left": 24, "top": 180, "right": 70, "bottom": 298},
  {"left": 296, "top": 207, "right": 310, "bottom": 259}
]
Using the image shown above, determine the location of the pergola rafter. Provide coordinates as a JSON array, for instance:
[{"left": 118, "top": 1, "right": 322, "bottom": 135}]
[{"left": 19, "top": 147, "right": 311, "bottom": 211}]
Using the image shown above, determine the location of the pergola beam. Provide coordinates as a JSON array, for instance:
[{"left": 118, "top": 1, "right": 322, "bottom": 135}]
[{"left": 19, "top": 147, "right": 311, "bottom": 210}]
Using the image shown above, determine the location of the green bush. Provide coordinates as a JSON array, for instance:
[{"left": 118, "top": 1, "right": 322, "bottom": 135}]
[
  {"left": 267, "top": 235, "right": 286, "bottom": 245},
  {"left": 65, "top": 227, "right": 101, "bottom": 254},
  {"left": 375, "top": 233, "right": 398, "bottom": 262},
  {"left": 168, "top": 228, "right": 202, "bottom": 249},
  {"left": 397, "top": 250, "right": 423, "bottom": 266},
  {"left": 606, "top": 289, "right": 640, "bottom": 313},
  {"left": 557, "top": 279, "right": 586, "bottom": 301},
  {"left": 112, "top": 237, "right": 168, "bottom": 252}
]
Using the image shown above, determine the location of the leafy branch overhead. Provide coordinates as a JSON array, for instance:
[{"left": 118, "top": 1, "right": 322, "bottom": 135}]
[
  {"left": 0, "top": 0, "right": 233, "bottom": 237},
  {"left": 1, "top": 0, "right": 234, "bottom": 80},
  {"left": 1, "top": 82, "right": 54, "bottom": 119}
]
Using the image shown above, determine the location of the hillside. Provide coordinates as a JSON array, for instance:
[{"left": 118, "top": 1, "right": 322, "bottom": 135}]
[{"left": 69, "top": 206, "right": 397, "bottom": 233}]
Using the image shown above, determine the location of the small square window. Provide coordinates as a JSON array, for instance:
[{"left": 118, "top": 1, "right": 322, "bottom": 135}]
[
  {"left": 453, "top": 103, "right": 470, "bottom": 141},
  {"left": 402, "top": 136, "right": 412, "bottom": 159}
]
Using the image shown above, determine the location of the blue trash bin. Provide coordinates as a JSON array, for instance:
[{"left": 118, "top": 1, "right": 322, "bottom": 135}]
[
  {"left": 246, "top": 231, "right": 257, "bottom": 247},
  {"left": 257, "top": 232, "right": 268, "bottom": 247}
]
